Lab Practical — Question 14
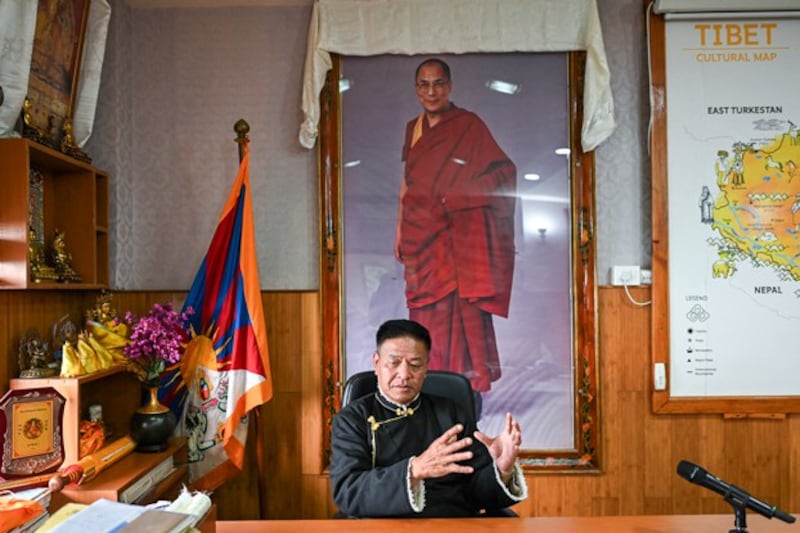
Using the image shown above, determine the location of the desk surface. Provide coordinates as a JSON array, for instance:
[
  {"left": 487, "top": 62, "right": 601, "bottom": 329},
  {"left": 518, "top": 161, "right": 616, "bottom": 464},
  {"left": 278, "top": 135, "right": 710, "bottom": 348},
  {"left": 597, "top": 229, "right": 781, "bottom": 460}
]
[{"left": 217, "top": 514, "right": 797, "bottom": 532}]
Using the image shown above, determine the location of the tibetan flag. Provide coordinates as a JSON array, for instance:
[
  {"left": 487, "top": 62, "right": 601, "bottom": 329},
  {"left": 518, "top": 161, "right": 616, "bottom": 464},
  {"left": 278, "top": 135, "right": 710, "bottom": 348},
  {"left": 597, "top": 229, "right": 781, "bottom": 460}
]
[{"left": 164, "top": 141, "right": 272, "bottom": 490}]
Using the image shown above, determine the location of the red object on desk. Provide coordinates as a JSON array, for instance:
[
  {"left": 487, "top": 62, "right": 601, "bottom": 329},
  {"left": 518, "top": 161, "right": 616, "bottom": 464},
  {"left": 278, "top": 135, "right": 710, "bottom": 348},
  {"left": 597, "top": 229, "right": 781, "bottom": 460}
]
[{"left": 47, "top": 463, "right": 84, "bottom": 493}]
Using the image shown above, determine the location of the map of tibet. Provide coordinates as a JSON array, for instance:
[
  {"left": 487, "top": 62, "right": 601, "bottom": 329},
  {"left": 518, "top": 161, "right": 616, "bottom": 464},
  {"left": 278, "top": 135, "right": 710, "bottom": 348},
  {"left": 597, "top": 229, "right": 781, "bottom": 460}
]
[{"left": 703, "top": 128, "right": 800, "bottom": 283}]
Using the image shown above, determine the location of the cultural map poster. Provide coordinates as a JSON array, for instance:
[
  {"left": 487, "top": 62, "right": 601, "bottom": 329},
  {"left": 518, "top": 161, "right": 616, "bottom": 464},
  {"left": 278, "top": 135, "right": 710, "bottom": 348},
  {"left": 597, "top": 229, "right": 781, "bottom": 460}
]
[{"left": 666, "top": 16, "right": 800, "bottom": 397}]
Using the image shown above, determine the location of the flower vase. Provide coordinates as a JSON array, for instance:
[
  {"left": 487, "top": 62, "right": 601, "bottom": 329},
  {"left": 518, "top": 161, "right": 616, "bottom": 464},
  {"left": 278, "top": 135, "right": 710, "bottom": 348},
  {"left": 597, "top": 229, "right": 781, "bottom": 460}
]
[{"left": 130, "top": 386, "right": 176, "bottom": 452}]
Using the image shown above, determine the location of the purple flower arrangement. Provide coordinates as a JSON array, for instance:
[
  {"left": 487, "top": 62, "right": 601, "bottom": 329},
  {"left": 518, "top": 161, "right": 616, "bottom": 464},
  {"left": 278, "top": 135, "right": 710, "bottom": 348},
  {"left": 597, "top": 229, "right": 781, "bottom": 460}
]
[{"left": 123, "top": 302, "right": 192, "bottom": 386}]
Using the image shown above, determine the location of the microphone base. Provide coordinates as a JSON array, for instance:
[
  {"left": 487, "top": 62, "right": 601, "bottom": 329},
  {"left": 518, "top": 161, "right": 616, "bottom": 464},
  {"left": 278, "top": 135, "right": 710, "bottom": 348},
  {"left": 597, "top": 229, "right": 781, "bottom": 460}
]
[{"left": 728, "top": 502, "right": 748, "bottom": 533}]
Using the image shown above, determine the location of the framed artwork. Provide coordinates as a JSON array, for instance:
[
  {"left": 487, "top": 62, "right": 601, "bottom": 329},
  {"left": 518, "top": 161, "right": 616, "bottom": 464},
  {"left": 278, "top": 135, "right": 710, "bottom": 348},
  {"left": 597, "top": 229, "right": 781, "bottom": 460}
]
[
  {"left": 24, "top": 0, "right": 90, "bottom": 148},
  {"left": 319, "top": 52, "right": 600, "bottom": 472},
  {"left": 0, "top": 387, "right": 66, "bottom": 477}
]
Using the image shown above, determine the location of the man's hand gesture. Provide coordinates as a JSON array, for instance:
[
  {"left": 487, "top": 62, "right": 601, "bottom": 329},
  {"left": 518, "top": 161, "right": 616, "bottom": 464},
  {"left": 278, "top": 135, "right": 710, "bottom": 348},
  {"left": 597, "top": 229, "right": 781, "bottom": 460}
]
[
  {"left": 474, "top": 412, "right": 522, "bottom": 483},
  {"left": 409, "top": 424, "right": 474, "bottom": 484}
]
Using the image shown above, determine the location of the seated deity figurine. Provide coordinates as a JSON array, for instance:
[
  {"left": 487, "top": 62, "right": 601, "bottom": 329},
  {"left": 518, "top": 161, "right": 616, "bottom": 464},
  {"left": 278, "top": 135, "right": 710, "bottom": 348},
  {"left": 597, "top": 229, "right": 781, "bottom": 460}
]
[
  {"left": 51, "top": 229, "right": 82, "bottom": 282},
  {"left": 85, "top": 290, "right": 120, "bottom": 326},
  {"left": 60, "top": 119, "right": 91, "bottom": 163},
  {"left": 28, "top": 226, "right": 57, "bottom": 282},
  {"left": 21, "top": 97, "right": 44, "bottom": 143},
  {"left": 18, "top": 330, "right": 57, "bottom": 378},
  {"left": 61, "top": 120, "right": 77, "bottom": 154}
]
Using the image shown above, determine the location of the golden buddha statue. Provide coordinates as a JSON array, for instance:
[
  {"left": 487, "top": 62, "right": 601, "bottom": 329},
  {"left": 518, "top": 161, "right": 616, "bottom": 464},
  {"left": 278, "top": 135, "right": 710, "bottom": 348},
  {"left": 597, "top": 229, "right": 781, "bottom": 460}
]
[
  {"left": 60, "top": 119, "right": 91, "bottom": 163},
  {"left": 21, "top": 97, "right": 44, "bottom": 143},
  {"left": 60, "top": 120, "right": 76, "bottom": 154},
  {"left": 28, "top": 226, "right": 58, "bottom": 282},
  {"left": 51, "top": 229, "right": 82, "bottom": 282}
]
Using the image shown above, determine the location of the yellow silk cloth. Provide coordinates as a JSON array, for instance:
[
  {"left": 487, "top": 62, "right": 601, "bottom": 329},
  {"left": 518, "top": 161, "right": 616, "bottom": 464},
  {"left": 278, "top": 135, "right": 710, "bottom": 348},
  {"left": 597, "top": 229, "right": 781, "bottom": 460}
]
[{"left": 59, "top": 321, "right": 130, "bottom": 378}]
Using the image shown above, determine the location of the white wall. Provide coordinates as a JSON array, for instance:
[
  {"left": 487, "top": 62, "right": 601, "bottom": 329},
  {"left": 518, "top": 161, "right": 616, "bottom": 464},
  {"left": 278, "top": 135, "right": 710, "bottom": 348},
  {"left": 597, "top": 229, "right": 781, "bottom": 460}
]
[{"left": 85, "top": 0, "right": 650, "bottom": 290}]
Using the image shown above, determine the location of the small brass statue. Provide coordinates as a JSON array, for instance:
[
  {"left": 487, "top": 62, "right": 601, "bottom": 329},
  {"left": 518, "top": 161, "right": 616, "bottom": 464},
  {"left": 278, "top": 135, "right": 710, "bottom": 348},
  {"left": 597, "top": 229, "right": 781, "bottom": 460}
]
[
  {"left": 28, "top": 226, "right": 58, "bottom": 282},
  {"left": 18, "top": 330, "right": 58, "bottom": 378},
  {"left": 21, "top": 97, "right": 45, "bottom": 144},
  {"left": 86, "top": 290, "right": 118, "bottom": 324},
  {"left": 50, "top": 229, "right": 82, "bottom": 283},
  {"left": 60, "top": 119, "right": 91, "bottom": 163}
]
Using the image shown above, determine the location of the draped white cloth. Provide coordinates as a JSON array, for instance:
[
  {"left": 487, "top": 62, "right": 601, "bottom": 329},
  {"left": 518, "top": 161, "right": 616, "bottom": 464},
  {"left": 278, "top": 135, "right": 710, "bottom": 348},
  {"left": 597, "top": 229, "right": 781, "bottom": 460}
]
[
  {"left": 73, "top": 0, "right": 111, "bottom": 147},
  {"left": 299, "top": 0, "right": 616, "bottom": 152},
  {"left": 0, "top": 0, "right": 36, "bottom": 138},
  {"left": 0, "top": 0, "right": 110, "bottom": 147}
]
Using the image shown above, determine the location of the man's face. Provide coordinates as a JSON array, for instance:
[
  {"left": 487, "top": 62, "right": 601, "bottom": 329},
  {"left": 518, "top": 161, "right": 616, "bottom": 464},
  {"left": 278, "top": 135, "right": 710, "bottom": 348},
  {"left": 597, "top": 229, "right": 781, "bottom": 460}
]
[
  {"left": 415, "top": 63, "right": 452, "bottom": 116},
  {"left": 372, "top": 336, "right": 428, "bottom": 405}
]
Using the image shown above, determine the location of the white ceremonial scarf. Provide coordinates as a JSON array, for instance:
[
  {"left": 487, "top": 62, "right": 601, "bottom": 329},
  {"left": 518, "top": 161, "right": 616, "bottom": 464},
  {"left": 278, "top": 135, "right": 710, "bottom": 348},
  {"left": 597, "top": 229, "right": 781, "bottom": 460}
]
[{"left": 299, "top": 0, "right": 615, "bottom": 152}]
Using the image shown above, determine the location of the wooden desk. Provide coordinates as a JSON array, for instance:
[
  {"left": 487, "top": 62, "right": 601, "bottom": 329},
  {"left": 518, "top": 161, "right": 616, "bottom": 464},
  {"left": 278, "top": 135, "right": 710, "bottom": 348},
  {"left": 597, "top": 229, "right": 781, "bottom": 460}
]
[{"left": 217, "top": 514, "right": 798, "bottom": 532}]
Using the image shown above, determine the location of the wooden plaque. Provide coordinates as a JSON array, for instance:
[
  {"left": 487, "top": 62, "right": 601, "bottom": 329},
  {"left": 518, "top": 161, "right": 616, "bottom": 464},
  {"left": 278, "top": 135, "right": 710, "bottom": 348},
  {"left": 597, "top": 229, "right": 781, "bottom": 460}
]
[{"left": 0, "top": 387, "right": 66, "bottom": 477}]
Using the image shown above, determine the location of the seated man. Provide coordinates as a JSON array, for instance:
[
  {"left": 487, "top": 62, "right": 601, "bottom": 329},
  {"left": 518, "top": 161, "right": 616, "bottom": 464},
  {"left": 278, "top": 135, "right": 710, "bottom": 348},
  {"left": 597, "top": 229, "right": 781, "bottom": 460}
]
[{"left": 330, "top": 319, "right": 527, "bottom": 517}]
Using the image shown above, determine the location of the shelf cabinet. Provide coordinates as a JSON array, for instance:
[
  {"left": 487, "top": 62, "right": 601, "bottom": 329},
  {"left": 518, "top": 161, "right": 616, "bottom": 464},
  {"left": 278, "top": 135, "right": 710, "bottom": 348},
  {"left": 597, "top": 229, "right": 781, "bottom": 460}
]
[
  {"left": 0, "top": 138, "right": 109, "bottom": 289},
  {"left": 51, "top": 437, "right": 189, "bottom": 508},
  {"left": 10, "top": 367, "right": 141, "bottom": 466}
]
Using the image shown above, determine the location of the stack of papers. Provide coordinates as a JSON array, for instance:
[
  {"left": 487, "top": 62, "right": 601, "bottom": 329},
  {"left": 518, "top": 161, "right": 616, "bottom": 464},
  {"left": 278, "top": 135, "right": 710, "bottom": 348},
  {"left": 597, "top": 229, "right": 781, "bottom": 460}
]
[
  {"left": 40, "top": 499, "right": 194, "bottom": 533},
  {"left": 164, "top": 486, "right": 212, "bottom": 519}
]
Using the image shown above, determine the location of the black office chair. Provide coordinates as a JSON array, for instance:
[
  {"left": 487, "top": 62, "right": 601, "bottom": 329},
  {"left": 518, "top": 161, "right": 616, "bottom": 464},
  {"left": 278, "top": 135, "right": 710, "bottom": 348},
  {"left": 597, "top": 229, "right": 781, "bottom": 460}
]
[
  {"left": 339, "top": 370, "right": 517, "bottom": 517},
  {"left": 341, "top": 370, "right": 476, "bottom": 428}
]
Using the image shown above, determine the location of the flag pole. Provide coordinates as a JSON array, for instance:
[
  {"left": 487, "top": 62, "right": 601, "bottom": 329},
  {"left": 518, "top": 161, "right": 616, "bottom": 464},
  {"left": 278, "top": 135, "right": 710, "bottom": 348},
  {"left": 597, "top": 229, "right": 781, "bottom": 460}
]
[
  {"left": 233, "top": 118, "right": 266, "bottom": 517},
  {"left": 234, "top": 118, "right": 250, "bottom": 160}
]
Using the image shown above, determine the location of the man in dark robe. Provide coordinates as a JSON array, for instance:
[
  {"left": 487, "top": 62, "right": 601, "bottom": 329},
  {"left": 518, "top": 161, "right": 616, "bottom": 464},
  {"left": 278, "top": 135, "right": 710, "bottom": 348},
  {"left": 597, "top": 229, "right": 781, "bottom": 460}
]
[
  {"left": 395, "top": 58, "right": 516, "bottom": 398},
  {"left": 330, "top": 319, "right": 527, "bottom": 518}
]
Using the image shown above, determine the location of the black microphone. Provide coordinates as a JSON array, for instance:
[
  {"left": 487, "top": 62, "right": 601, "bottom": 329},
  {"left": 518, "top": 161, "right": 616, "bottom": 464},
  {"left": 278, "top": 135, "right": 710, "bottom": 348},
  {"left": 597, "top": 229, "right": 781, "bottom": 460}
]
[{"left": 677, "top": 460, "right": 795, "bottom": 524}]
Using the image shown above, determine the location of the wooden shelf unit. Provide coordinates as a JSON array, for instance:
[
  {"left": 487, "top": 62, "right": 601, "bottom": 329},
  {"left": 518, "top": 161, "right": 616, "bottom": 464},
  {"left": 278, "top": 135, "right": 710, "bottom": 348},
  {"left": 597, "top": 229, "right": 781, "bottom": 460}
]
[
  {"left": 0, "top": 138, "right": 109, "bottom": 289},
  {"left": 51, "top": 437, "right": 189, "bottom": 508},
  {"left": 10, "top": 366, "right": 141, "bottom": 466}
]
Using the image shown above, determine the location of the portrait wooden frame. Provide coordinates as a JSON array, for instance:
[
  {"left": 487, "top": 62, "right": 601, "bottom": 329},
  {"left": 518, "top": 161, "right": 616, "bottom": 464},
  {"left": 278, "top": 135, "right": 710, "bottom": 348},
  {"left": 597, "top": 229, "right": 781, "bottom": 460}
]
[
  {"left": 0, "top": 387, "right": 66, "bottom": 478},
  {"left": 23, "top": 0, "right": 91, "bottom": 149},
  {"left": 318, "top": 52, "right": 600, "bottom": 472}
]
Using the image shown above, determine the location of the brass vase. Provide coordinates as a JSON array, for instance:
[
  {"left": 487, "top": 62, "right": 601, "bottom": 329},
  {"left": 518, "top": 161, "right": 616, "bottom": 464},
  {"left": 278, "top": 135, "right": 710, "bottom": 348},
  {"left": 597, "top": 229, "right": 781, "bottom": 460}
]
[{"left": 130, "top": 386, "right": 176, "bottom": 452}]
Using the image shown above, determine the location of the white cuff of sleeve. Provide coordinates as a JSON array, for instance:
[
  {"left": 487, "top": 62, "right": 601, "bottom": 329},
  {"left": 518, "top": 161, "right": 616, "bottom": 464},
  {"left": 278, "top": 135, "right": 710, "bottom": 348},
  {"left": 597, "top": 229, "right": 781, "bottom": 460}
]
[
  {"left": 494, "top": 460, "right": 528, "bottom": 501},
  {"left": 406, "top": 456, "right": 426, "bottom": 513}
]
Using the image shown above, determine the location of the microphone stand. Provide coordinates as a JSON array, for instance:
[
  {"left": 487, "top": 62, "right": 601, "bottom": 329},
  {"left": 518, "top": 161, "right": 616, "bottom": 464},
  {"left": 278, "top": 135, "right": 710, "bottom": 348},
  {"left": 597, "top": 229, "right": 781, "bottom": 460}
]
[
  {"left": 725, "top": 493, "right": 748, "bottom": 533},
  {"left": 677, "top": 460, "right": 796, "bottom": 531}
]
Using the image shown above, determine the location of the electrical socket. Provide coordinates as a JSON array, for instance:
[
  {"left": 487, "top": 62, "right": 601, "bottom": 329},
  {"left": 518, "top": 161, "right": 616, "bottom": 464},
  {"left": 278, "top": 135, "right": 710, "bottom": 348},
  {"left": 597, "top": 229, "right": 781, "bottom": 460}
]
[
  {"left": 654, "top": 362, "right": 666, "bottom": 390},
  {"left": 610, "top": 265, "right": 641, "bottom": 286}
]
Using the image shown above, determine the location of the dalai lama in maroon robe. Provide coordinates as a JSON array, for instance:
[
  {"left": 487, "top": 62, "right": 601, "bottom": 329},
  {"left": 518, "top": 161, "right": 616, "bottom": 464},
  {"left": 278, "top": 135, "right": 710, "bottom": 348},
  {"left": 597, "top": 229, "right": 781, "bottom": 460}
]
[{"left": 395, "top": 58, "right": 516, "bottom": 398}]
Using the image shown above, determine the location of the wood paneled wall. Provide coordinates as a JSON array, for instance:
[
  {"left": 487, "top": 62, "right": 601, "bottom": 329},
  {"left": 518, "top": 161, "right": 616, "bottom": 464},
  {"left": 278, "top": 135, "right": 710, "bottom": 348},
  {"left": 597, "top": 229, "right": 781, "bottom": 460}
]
[{"left": 2, "top": 288, "right": 798, "bottom": 519}]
